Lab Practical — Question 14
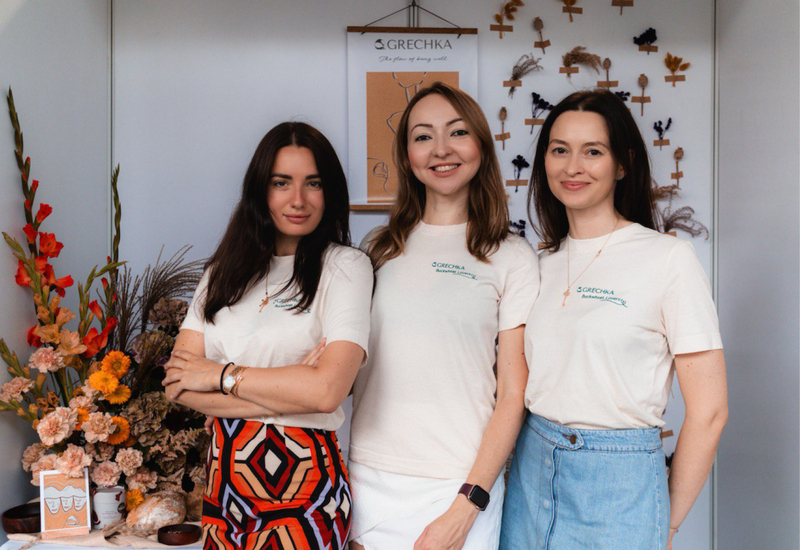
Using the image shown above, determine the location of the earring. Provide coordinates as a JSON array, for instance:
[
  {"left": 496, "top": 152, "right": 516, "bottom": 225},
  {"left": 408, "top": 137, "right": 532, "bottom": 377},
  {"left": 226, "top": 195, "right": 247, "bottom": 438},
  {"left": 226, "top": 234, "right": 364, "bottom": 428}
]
[{"left": 616, "top": 173, "right": 624, "bottom": 180}]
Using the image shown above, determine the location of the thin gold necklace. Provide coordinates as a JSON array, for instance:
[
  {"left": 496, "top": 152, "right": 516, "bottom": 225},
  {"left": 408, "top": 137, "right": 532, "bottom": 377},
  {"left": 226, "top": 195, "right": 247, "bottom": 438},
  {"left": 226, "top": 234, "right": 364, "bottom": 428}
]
[
  {"left": 563, "top": 217, "right": 621, "bottom": 307},
  {"left": 259, "top": 266, "right": 293, "bottom": 312}
]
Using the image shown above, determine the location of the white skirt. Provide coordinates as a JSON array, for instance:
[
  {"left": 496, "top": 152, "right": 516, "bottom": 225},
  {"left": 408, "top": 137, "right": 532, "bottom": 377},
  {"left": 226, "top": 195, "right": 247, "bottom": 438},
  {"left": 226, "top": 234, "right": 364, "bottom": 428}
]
[{"left": 348, "top": 461, "right": 505, "bottom": 549}]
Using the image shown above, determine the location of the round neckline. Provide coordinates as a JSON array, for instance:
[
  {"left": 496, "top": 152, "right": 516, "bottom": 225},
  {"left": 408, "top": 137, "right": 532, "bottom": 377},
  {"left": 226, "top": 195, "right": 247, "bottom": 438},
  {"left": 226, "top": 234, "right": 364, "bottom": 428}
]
[
  {"left": 416, "top": 220, "right": 468, "bottom": 235},
  {"left": 565, "top": 222, "right": 640, "bottom": 251}
]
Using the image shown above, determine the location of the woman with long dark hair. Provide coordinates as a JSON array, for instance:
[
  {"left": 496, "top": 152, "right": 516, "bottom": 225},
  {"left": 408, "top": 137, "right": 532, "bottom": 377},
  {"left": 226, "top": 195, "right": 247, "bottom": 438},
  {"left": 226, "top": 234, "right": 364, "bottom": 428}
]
[
  {"left": 348, "top": 82, "right": 539, "bottom": 549},
  {"left": 162, "top": 122, "right": 372, "bottom": 549},
  {"left": 500, "top": 90, "right": 727, "bottom": 549}
]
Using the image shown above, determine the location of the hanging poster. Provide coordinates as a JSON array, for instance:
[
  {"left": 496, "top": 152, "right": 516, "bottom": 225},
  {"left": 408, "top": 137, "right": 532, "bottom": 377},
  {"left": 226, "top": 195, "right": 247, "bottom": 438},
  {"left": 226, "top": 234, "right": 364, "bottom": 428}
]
[{"left": 347, "top": 27, "right": 478, "bottom": 207}]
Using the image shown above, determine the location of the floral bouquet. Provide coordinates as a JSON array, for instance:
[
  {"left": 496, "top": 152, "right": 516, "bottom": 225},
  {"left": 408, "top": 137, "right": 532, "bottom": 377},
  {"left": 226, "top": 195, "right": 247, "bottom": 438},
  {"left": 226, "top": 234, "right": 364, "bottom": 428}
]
[{"left": 0, "top": 89, "right": 208, "bottom": 515}]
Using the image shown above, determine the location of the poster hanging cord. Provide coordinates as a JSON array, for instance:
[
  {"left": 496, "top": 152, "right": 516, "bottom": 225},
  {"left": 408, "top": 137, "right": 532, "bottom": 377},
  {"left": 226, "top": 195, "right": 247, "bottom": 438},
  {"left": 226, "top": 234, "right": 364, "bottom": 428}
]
[{"left": 360, "top": 1, "right": 462, "bottom": 32}]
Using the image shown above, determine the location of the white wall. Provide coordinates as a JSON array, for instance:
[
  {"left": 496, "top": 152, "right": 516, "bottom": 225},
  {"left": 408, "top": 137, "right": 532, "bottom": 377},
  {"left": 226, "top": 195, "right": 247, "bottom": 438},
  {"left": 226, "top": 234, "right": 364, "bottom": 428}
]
[
  {"left": 716, "top": 1, "right": 800, "bottom": 547},
  {"left": 0, "top": 0, "right": 110, "bottom": 540},
  {"left": 113, "top": 2, "right": 717, "bottom": 547}
]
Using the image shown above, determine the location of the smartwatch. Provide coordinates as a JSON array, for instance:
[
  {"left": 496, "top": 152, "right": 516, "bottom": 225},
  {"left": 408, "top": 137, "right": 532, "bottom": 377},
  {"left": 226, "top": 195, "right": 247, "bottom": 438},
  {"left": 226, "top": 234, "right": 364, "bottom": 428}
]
[{"left": 458, "top": 483, "right": 490, "bottom": 511}]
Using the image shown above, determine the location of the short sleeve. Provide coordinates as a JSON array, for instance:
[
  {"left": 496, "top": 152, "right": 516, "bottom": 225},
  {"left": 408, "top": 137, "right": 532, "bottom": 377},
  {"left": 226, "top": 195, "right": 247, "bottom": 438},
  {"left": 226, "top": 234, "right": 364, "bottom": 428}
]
[
  {"left": 181, "top": 270, "right": 210, "bottom": 333},
  {"left": 661, "top": 240, "right": 723, "bottom": 355},
  {"left": 322, "top": 248, "right": 374, "bottom": 359},
  {"left": 498, "top": 237, "right": 540, "bottom": 332}
]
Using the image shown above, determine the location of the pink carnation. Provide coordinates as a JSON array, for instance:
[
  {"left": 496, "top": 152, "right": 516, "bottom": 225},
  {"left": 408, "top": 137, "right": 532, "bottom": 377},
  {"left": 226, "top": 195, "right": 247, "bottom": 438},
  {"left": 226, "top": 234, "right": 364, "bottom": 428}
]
[
  {"left": 22, "top": 443, "right": 47, "bottom": 472},
  {"left": 68, "top": 395, "right": 97, "bottom": 412},
  {"left": 127, "top": 467, "right": 158, "bottom": 493},
  {"left": 37, "top": 411, "right": 72, "bottom": 446},
  {"left": 79, "top": 381, "right": 100, "bottom": 400},
  {"left": 30, "top": 453, "right": 58, "bottom": 486},
  {"left": 91, "top": 460, "right": 122, "bottom": 488},
  {"left": 85, "top": 442, "right": 116, "bottom": 462},
  {"left": 82, "top": 412, "right": 115, "bottom": 444},
  {"left": 53, "top": 406, "right": 78, "bottom": 431},
  {"left": 56, "top": 444, "right": 92, "bottom": 478},
  {"left": 115, "top": 448, "right": 143, "bottom": 477},
  {"left": 1, "top": 377, "right": 34, "bottom": 403},
  {"left": 29, "top": 347, "right": 65, "bottom": 373}
]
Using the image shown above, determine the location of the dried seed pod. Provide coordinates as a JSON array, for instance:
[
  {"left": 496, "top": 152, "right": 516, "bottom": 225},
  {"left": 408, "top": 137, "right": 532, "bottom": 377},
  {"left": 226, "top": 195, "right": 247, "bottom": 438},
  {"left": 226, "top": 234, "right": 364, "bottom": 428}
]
[
  {"left": 673, "top": 147, "right": 684, "bottom": 161},
  {"left": 499, "top": 107, "right": 508, "bottom": 121},
  {"left": 602, "top": 58, "right": 612, "bottom": 70},
  {"left": 533, "top": 17, "right": 544, "bottom": 31},
  {"left": 638, "top": 74, "right": 649, "bottom": 89}
]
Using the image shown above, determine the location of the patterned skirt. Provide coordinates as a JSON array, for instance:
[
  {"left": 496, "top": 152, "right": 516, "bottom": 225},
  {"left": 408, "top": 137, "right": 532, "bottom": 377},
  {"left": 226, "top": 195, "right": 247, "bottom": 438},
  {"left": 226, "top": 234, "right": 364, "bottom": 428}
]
[{"left": 202, "top": 418, "right": 352, "bottom": 550}]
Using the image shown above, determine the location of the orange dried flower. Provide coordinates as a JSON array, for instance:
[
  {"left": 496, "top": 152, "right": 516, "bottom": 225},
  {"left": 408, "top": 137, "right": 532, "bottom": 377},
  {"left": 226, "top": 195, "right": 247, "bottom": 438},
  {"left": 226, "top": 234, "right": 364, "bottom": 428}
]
[
  {"left": 126, "top": 489, "right": 144, "bottom": 511},
  {"left": 88, "top": 370, "right": 119, "bottom": 395},
  {"left": 101, "top": 351, "right": 130, "bottom": 379},
  {"left": 106, "top": 416, "right": 130, "bottom": 445},
  {"left": 105, "top": 384, "right": 131, "bottom": 405}
]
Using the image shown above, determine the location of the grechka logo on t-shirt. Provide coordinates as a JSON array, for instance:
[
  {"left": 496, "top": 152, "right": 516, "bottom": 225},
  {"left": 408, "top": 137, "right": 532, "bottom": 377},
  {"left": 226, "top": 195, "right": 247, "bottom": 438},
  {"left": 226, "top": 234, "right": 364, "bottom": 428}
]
[
  {"left": 272, "top": 297, "right": 311, "bottom": 314},
  {"left": 576, "top": 286, "right": 628, "bottom": 308},
  {"left": 431, "top": 261, "right": 477, "bottom": 280}
]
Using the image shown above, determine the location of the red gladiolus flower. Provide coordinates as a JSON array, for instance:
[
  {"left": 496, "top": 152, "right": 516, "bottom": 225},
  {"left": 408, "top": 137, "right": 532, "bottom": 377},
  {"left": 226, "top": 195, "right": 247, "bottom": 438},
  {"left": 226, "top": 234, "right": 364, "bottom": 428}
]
[
  {"left": 38, "top": 259, "right": 73, "bottom": 297},
  {"left": 52, "top": 275, "right": 73, "bottom": 297},
  {"left": 27, "top": 325, "right": 42, "bottom": 347},
  {"left": 82, "top": 326, "right": 110, "bottom": 357},
  {"left": 15, "top": 260, "right": 32, "bottom": 287},
  {"left": 106, "top": 317, "right": 118, "bottom": 330},
  {"left": 24, "top": 200, "right": 31, "bottom": 211},
  {"left": 22, "top": 224, "right": 37, "bottom": 244},
  {"left": 31, "top": 180, "right": 39, "bottom": 193},
  {"left": 35, "top": 256, "right": 48, "bottom": 274},
  {"left": 35, "top": 204, "right": 52, "bottom": 224},
  {"left": 88, "top": 300, "right": 104, "bottom": 319},
  {"left": 38, "top": 232, "right": 63, "bottom": 258},
  {"left": 101, "top": 277, "right": 108, "bottom": 290}
]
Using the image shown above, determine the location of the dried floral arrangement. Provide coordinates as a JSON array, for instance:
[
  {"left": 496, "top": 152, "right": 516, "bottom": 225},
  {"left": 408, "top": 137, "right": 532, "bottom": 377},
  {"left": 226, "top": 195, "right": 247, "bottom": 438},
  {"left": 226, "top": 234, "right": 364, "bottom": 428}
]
[
  {"left": 633, "top": 27, "right": 658, "bottom": 53},
  {"left": 510, "top": 155, "right": 531, "bottom": 191},
  {"left": 653, "top": 118, "right": 672, "bottom": 149},
  {"left": 614, "top": 90, "right": 631, "bottom": 103},
  {"left": 528, "top": 92, "right": 553, "bottom": 133},
  {"left": 506, "top": 54, "right": 542, "bottom": 97},
  {"left": 671, "top": 147, "right": 684, "bottom": 187},
  {"left": 0, "top": 89, "right": 208, "bottom": 516},
  {"left": 560, "top": 0, "right": 582, "bottom": 23},
  {"left": 664, "top": 52, "right": 690, "bottom": 86},
  {"left": 651, "top": 176, "right": 708, "bottom": 239},
  {"left": 631, "top": 73, "right": 651, "bottom": 116},
  {"left": 532, "top": 17, "right": 550, "bottom": 54},
  {"left": 561, "top": 46, "right": 602, "bottom": 77},
  {"left": 509, "top": 219, "right": 527, "bottom": 238},
  {"left": 495, "top": 107, "right": 510, "bottom": 150},
  {"left": 492, "top": 0, "right": 524, "bottom": 39}
]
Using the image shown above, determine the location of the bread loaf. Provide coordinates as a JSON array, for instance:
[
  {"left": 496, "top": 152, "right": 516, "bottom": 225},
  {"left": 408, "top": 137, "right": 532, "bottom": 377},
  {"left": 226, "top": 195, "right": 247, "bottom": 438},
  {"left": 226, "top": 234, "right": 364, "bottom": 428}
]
[{"left": 126, "top": 491, "right": 186, "bottom": 536}]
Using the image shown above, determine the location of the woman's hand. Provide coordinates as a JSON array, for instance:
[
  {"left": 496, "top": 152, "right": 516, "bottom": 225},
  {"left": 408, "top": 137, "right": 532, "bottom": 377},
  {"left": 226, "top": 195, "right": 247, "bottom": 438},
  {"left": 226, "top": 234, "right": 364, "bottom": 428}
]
[
  {"left": 413, "top": 496, "right": 478, "bottom": 550},
  {"left": 163, "top": 350, "right": 223, "bottom": 397},
  {"left": 204, "top": 416, "right": 215, "bottom": 435}
]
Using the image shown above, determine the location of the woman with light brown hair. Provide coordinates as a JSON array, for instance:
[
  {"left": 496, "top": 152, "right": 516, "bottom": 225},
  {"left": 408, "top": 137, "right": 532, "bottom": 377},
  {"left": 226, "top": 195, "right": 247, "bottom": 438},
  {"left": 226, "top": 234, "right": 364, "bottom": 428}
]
[{"left": 347, "top": 82, "right": 539, "bottom": 549}]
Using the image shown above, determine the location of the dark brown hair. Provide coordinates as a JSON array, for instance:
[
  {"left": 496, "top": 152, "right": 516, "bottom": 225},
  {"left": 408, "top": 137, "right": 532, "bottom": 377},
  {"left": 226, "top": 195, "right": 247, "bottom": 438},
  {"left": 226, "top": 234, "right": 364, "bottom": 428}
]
[
  {"left": 202, "top": 122, "right": 350, "bottom": 321},
  {"left": 529, "top": 89, "right": 656, "bottom": 250},
  {"left": 368, "top": 82, "right": 509, "bottom": 269}
]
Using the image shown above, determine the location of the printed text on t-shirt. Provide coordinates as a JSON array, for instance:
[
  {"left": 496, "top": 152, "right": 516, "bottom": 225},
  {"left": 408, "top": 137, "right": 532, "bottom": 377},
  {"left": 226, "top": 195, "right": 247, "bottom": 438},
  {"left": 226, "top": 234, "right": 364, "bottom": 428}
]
[
  {"left": 430, "top": 262, "right": 477, "bottom": 280},
  {"left": 576, "top": 286, "right": 627, "bottom": 308}
]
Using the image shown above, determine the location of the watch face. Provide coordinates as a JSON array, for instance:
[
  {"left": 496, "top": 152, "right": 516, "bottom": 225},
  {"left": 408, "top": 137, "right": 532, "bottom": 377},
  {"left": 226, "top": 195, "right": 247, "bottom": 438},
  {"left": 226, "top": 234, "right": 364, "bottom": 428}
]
[
  {"left": 469, "top": 486, "right": 490, "bottom": 510},
  {"left": 223, "top": 375, "right": 236, "bottom": 391}
]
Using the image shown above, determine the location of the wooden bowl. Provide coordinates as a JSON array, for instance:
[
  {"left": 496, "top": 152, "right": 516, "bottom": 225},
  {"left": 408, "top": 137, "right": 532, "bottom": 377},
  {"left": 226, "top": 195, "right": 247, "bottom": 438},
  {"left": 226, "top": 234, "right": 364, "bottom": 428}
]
[
  {"left": 158, "top": 523, "right": 201, "bottom": 545},
  {"left": 2, "top": 503, "right": 41, "bottom": 534}
]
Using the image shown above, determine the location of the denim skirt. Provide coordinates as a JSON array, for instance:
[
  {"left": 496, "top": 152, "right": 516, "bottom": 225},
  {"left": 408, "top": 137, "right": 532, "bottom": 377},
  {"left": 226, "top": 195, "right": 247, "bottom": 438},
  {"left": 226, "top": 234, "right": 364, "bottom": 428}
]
[{"left": 500, "top": 413, "right": 669, "bottom": 550}]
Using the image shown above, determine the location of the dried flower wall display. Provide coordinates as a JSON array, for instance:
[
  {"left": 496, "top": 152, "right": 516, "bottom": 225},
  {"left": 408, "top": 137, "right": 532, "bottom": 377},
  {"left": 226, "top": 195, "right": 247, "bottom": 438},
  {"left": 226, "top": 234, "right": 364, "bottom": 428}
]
[
  {"left": 560, "top": 0, "right": 582, "bottom": 23},
  {"left": 631, "top": 73, "right": 651, "bottom": 116},
  {"left": 614, "top": 90, "right": 631, "bottom": 103},
  {"left": 508, "top": 155, "right": 531, "bottom": 192},
  {"left": 1, "top": 89, "right": 208, "bottom": 510},
  {"left": 491, "top": 0, "right": 524, "bottom": 39},
  {"left": 527, "top": 92, "right": 553, "bottom": 133},
  {"left": 634, "top": 27, "right": 658, "bottom": 54},
  {"left": 505, "top": 54, "right": 542, "bottom": 97},
  {"left": 664, "top": 52, "right": 690, "bottom": 86},
  {"left": 671, "top": 147, "right": 684, "bottom": 187},
  {"left": 495, "top": 107, "right": 510, "bottom": 150},
  {"left": 560, "top": 46, "right": 602, "bottom": 77},
  {"left": 598, "top": 58, "right": 619, "bottom": 89},
  {"left": 532, "top": 17, "right": 550, "bottom": 54}
]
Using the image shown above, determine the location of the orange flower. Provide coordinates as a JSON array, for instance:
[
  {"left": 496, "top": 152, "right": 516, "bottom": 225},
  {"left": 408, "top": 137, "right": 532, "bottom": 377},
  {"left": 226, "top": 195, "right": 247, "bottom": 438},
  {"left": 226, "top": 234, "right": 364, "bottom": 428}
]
[
  {"left": 106, "top": 416, "right": 130, "bottom": 445},
  {"left": 105, "top": 384, "right": 131, "bottom": 405},
  {"left": 38, "top": 233, "right": 63, "bottom": 258},
  {"left": 15, "top": 260, "right": 32, "bottom": 287},
  {"left": 35, "top": 324, "right": 61, "bottom": 345},
  {"left": 75, "top": 407, "right": 90, "bottom": 430},
  {"left": 123, "top": 434, "right": 137, "bottom": 447},
  {"left": 88, "top": 370, "right": 119, "bottom": 395},
  {"left": 22, "top": 224, "right": 37, "bottom": 244},
  {"left": 35, "top": 203, "right": 52, "bottom": 224},
  {"left": 55, "top": 308, "right": 75, "bottom": 328},
  {"left": 27, "top": 325, "right": 42, "bottom": 347},
  {"left": 57, "top": 329, "right": 86, "bottom": 356},
  {"left": 83, "top": 326, "right": 110, "bottom": 358},
  {"left": 101, "top": 351, "right": 130, "bottom": 379},
  {"left": 126, "top": 489, "right": 143, "bottom": 511}
]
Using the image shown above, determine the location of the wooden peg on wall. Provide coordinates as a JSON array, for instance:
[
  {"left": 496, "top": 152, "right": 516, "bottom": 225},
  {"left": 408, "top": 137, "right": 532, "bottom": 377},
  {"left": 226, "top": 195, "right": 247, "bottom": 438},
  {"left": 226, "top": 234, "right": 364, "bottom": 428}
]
[
  {"left": 611, "top": 0, "right": 633, "bottom": 15},
  {"left": 561, "top": 0, "right": 582, "bottom": 23}
]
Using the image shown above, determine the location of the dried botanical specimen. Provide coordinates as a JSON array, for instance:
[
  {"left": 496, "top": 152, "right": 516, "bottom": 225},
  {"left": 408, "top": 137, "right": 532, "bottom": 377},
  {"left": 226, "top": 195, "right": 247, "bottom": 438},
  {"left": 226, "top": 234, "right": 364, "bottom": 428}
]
[
  {"left": 633, "top": 28, "right": 658, "bottom": 53},
  {"left": 562, "top": 46, "right": 602, "bottom": 76},
  {"left": 529, "top": 92, "right": 553, "bottom": 133},
  {"left": 532, "top": 17, "right": 549, "bottom": 54},
  {"left": 664, "top": 52, "right": 690, "bottom": 86},
  {"left": 659, "top": 205, "right": 709, "bottom": 239},
  {"left": 509, "top": 219, "right": 527, "bottom": 238},
  {"left": 653, "top": 118, "right": 672, "bottom": 149},
  {"left": 512, "top": 154, "right": 530, "bottom": 179},
  {"left": 493, "top": 0, "right": 524, "bottom": 38},
  {"left": 598, "top": 58, "right": 618, "bottom": 89},
  {"left": 561, "top": 0, "right": 580, "bottom": 23},
  {"left": 614, "top": 90, "right": 631, "bottom": 103},
  {"left": 507, "top": 54, "right": 542, "bottom": 97},
  {"left": 497, "top": 107, "right": 509, "bottom": 150},
  {"left": 635, "top": 73, "right": 649, "bottom": 116}
]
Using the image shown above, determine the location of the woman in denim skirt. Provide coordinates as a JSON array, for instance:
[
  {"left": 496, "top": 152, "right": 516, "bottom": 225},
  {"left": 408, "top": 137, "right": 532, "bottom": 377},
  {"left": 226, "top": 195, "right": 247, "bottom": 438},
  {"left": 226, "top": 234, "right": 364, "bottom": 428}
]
[{"left": 501, "top": 90, "right": 728, "bottom": 550}]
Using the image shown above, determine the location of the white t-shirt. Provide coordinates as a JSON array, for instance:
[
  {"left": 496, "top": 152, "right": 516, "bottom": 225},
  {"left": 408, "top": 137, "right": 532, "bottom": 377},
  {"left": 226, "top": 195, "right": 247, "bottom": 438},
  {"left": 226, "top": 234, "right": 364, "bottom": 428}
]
[
  {"left": 181, "top": 244, "right": 373, "bottom": 431},
  {"left": 349, "top": 221, "right": 540, "bottom": 479},
  {"left": 524, "top": 223, "right": 723, "bottom": 430}
]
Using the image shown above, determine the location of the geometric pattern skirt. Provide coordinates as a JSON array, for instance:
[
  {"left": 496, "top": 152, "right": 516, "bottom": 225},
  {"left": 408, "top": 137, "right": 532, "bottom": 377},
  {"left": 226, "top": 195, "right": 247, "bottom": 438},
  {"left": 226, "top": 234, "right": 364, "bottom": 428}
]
[{"left": 202, "top": 418, "right": 352, "bottom": 550}]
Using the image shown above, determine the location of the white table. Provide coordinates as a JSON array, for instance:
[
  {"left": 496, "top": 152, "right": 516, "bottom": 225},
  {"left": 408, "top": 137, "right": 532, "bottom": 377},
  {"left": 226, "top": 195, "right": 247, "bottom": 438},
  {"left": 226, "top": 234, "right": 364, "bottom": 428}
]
[{"left": 1, "top": 541, "right": 202, "bottom": 549}]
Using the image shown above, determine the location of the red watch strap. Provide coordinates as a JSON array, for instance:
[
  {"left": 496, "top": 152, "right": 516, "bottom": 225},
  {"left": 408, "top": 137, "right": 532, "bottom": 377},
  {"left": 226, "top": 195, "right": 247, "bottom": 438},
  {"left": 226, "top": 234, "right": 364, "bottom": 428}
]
[{"left": 458, "top": 483, "right": 474, "bottom": 498}]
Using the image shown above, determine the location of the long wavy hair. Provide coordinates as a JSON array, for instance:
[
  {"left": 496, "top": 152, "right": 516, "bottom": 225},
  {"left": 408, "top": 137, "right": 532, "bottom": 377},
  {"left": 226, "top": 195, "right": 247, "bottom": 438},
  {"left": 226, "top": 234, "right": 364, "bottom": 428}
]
[
  {"left": 529, "top": 89, "right": 656, "bottom": 251},
  {"left": 202, "top": 122, "right": 350, "bottom": 322},
  {"left": 368, "top": 82, "right": 509, "bottom": 270}
]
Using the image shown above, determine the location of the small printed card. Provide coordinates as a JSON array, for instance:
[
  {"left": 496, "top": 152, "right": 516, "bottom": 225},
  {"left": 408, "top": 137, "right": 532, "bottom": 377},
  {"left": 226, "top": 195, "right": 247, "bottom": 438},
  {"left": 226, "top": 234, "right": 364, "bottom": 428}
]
[{"left": 39, "top": 468, "right": 91, "bottom": 539}]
